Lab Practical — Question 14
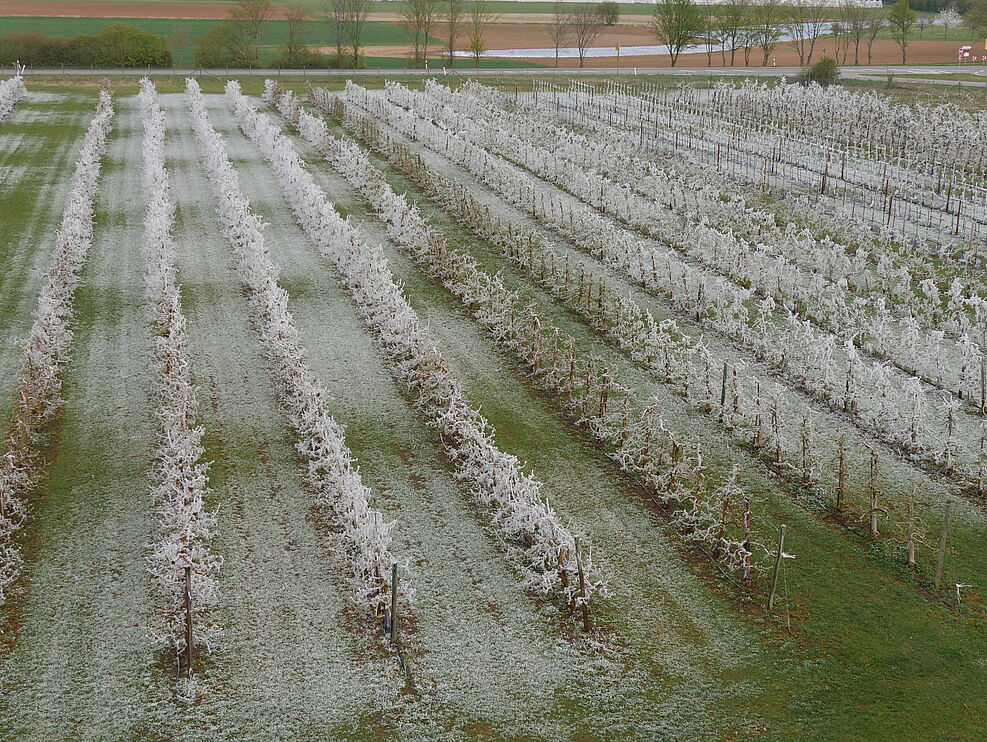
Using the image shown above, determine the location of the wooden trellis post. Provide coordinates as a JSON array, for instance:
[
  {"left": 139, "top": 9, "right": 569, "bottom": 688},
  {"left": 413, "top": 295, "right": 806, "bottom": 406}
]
[
  {"left": 835, "top": 434, "right": 846, "bottom": 511},
  {"left": 390, "top": 563, "right": 398, "bottom": 644},
  {"left": 184, "top": 564, "right": 193, "bottom": 677},
  {"left": 768, "top": 524, "right": 787, "bottom": 611},
  {"left": 934, "top": 502, "right": 951, "bottom": 590},
  {"left": 575, "top": 538, "right": 591, "bottom": 633}
]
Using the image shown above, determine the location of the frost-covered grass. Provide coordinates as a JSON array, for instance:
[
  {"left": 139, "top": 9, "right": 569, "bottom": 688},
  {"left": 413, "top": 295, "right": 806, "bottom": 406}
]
[
  {"left": 0, "top": 92, "right": 95, "bottom": 429},
  {"left": 204, "top": 89, "right": 770, "bottom": 740},
  {"left": 0, "top": 95, "right": 160, "bottom": 740}
]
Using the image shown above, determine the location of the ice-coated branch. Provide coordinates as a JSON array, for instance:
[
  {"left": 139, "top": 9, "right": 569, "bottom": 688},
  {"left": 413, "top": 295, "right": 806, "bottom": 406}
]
[
  {"left": 137, "top": 78, "right": 222, "bottom": 660},
  {"left": 0, "top": 68, "right": 27, "bottom": 124}
]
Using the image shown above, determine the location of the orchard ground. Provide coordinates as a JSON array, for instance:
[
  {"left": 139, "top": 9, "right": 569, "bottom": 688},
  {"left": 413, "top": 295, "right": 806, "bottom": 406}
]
[{"left": 0, "top": 69, "right": 986, "bottom": 740}]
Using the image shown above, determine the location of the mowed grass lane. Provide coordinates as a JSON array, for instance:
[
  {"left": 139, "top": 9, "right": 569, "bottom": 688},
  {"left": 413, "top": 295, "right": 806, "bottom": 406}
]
[
  {"left": 0, "top": 96, "right": 163, "bottom": 740},
  {"left": 0, "top": 90, "right": 95, "bottom": 429}
]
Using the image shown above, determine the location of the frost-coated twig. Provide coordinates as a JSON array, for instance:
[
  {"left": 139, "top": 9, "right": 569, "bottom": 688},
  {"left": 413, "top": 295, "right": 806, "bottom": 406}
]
[
  {"left": 185, "top": 78, "right": 400, "bottom": 616},
  {"left": 232, "top": 80, "right": 604, "bottom": 611},
  {"left": 0, "top": 88, "right": 113, "bottom": 605},
  {"left": 137, "top": 78, "right": 222, "bottom": 661},
  {"left": 0, "top": 68, "right": 27, "bottom": 124}
]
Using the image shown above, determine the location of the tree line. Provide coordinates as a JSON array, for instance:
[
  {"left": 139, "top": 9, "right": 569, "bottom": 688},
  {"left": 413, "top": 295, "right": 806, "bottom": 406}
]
[
  {"left": 4, "top": 0, "right": 986, "bottom": 70},
  {"left": 552, "top": 0, "right": 987, "bottom": 68}
]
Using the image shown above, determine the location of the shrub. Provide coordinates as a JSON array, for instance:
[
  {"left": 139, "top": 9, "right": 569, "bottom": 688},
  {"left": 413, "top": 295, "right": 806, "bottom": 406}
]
[
  {"left": 799, "top": 57, "right": 839, "bottom": 87},
  {"left": 0, "top": 31, "right": 73, "bottom": 66},
  {"left": 194, "top": 21, "right": 256, "bottom": 68},
  {"left": 0, "top": 23, "right": 170, "bottom": 67},
  {"left": 70, "top": 23, "right": 171, "bottom": 67},
  {"left": 272, "top": 48, "right": 332, "bottom": 69},
  {"left": 596, "top": 1, "right": 620, "bottom": 25}
]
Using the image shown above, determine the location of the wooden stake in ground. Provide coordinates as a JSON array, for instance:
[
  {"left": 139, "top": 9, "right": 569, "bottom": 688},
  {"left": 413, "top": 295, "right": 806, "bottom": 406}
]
[
  {"left": 934, "top": 502, "right": 951, "bottom": 590},
  {"left": 768, "top": 523, "right": 787, "bottom": 611},
  {"left": 906, "top": 489, "right": 919, "bottom": 570},
  {"left": 864, "top": 445, "right": 885, "bottom": 537},
  {"left": 390, "top": 562, "right": 399, "bottom": 644},
  {"left": 835, "top": 434, "right": 847, "bottom": 511},
  {"left": 184, "top": 564, "right": 193, "bottom": 678},
  {"left": 720, "top": 360, "right": 729, "bottom": 408},
  {"left": 575, "top": 537, "right": 592, "bottom": 633}
]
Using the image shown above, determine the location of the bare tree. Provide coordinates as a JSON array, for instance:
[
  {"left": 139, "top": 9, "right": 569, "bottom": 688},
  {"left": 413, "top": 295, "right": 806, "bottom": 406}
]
[
  {"left": 864, "top": 9, "right": 886, "bottom": 64},
  {"left": 841, "top": 0, "right": 868, "bottom": 65},
  {"left": 787, "top": 0, "right": 827, "bottom": 66},
  {"left": 571, "top": 2, "right": 604, "bottom": 67},
  {"left": 404, "top": 0, "right": 442, "bottom": 67},
  {"left": 325, "top": 0, "right": 348, "bottom": 62},
  {"left": 345, "top": 0, "right": 371, "bottom": 67},
  {"left": 466, "top": 0, "right": 498, "bottom": 68},
  {"left": 718, "top": 0, "right": 752, "bottom": 66},
  {"left": 551, "top": 1, "right": 573, "bottom": 67},
  {"left": 652, "top": 0, "right": 704, "bottom": 67},
  {"left": 230, "top": 0, "right": 273, "bottom": 64},
  {"left": 830, "top": 21, "right": 846, "bottom": 64},
  {"left": 702, "top": 13, "right": 722, "bottom": 67},
  {"left": 740, "top": 16, "right": 757, "bottom": 65},
  {"left": 752, "top": 0, "right": 784, "bottom": 66},
  {"left": 443, "top": 0, "right": 466, "bottom": 65},
  {"left": 279, "top": 5, "right": 307, "bottom": 67}
]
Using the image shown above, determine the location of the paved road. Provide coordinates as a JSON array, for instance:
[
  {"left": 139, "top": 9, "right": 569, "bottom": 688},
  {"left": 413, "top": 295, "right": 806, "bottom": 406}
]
[{"left": 8, "top": 64, "right": 987, "bottom": 86}]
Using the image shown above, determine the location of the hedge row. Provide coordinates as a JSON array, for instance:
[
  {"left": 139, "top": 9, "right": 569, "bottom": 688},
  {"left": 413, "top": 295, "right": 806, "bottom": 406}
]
[{"left": 0, "top": 23, "right": 171, "bottom": 68}]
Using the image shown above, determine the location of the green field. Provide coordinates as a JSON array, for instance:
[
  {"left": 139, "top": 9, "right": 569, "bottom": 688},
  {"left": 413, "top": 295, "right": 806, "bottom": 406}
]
[
  {"left": 0, "top": 16, "right": 439, "bottom": 66},
  {"left": 0, "top": 16, "right": 553, "bottom": 67}
]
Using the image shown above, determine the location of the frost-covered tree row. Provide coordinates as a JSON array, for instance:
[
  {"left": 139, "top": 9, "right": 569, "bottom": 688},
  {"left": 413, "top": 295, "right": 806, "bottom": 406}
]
[
  {"left": 234, "top": 81, "right": 604, "bottom": 609},
  {"left": 322, "top": 87, "right": 984, "bottom": 581},
  {"left": 331, "top": 92, "right": 849, "bottom": 499},
  {"left": 0, "top": 71, "right": 26, "bottom": 124},
  {"left": 543, "top": 82, "right": 987, "bottom": 258},
  {"left": 0, "top": 89, "right": 113, "bottom": 604},
  {"left": 137, "top": 79, "right": 222, "bottom": 663},
  {"left": 396, "top": 81, "right": 984, "bottom": 410},
  {"left": 280, "top": 83, "right": 765, "bottom": 584},
  {"left": 703, "top": 80, "right": 987, "bottom": 182},
  {"left": 338, "top": 82, "right": 986, "bottom": 493},
  {"left": 530, "top": 79, "right": 983, "bottom": 286},
  {"left": 441, "top": 81, "right": 985, "bottom": 347},
  {"left": 185, "top": 79, "right": 400, "bottom": 617},
  {"left": 655, "top": 82, "right": 987, "bottom": 216}
]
